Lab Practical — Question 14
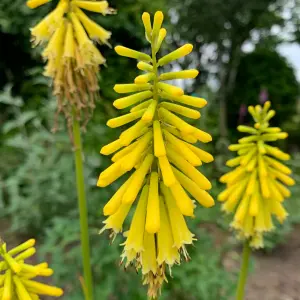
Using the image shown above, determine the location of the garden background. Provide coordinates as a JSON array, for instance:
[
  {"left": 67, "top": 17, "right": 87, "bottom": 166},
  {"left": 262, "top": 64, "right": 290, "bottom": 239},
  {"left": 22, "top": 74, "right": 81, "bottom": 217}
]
[{"left": 0, "top": 0, "right": 300, "bottom": 299}]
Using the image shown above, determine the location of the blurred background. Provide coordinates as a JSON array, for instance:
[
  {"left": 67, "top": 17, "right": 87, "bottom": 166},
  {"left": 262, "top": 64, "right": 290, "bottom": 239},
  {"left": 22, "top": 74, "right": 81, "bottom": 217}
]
[{"left": 0, "top": 0, "right": 300, "bottom": 299}]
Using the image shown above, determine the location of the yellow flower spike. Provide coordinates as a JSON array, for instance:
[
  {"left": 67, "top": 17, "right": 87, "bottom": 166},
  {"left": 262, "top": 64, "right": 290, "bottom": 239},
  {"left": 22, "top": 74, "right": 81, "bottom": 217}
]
[
  {"left": 27, "top": 0, "right": 112, "bottom": 128},
  {"left": 27, "top": 0, "right": 51, "bottom": 9},
  {"left": 98, "top": 11, "right": 214, "bottom": 297},
  {"left": 0, "top": 240, "right": 63, "bottom": 298},
  {"left": 219, "top": 102, "right": 293, "bottom": 248}
]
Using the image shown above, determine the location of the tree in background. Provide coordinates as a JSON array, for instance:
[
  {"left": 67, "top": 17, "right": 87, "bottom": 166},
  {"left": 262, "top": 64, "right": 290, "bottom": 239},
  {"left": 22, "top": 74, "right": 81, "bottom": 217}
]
[{"left": 169, "top": 0, "right": 298, "bottom": 138}]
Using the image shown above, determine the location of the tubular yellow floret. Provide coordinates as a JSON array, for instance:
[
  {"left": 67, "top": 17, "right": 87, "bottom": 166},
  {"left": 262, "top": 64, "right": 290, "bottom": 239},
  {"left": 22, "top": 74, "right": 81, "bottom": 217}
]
[
  {"left": 107, "top": 109, "right": 146, "bottom": 128},
  {"left": 142, "top": 12, "right": 152, "bottom": 42},
  {"left": 154, "top": 28, "right": 167, "bottom": 53},
  {"left": 98, "top": 11, "right": 214, "bottom": 297},
  {"left": 159, "top": 70, "right": 199, "bottom": 81},
  {"left": 115, "top": 46, "right": 151, "bottom": 62},
  {"left": 158, "top": 44, "right": 193, "bottom": 66},
  {"left": 219, "top": 101, "right": 293, "bottom": 248},
  {"left": 160, "top": 102, "right": 200, "bottom": 119},
  {"left": 158, "top": 82, "right": 184, "bottom": 97},
  {"left": 159, "top": 107, "right": 195, "bottom": 134},
  {"left": 75, "top": 7, "right": 111, "bottom": 44},
  {"left": 114, "top": 83, "right": 152, "bottom": 93},
  {"left": 152, "top": 11, "right": 164, "bottom": 38},
  {"left": 135, "top": 73, "right": 155, "bottom": 84},
  {"left": 122, "top": 154, "right": 154, "bottom": 204},
  {"left": 73, "top": 1, "right": 110, "bottom": 15},
  {"left": 145, "top": 172, "right": 160, "bottom": 233},
  {"left": 27, "top": 0, "right": 51, "bottom": 9},
  {"left": 142, "top": 100, "right": 157, "bottom": 122},
  {"left": 113, "top": 91, "right": 153, "bottom": 109},
  {"left": 137, "top": 62, "right": 153, "bottom": 72}
]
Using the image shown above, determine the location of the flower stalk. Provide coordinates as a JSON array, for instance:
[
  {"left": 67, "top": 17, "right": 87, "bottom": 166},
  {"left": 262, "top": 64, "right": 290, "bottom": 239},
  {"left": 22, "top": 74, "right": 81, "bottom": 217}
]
[
  {"left": 236, "top": 240, "right": 251, "bottom": 300},
  {"left": 72, "top": 112, "right": 93, "bottom": 300}
]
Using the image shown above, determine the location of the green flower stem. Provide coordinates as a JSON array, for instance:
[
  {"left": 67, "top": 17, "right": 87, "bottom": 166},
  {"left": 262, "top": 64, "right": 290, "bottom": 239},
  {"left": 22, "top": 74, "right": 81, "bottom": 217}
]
[
  {"left": 236, "top": 240, "right": 251, "bottom": 300},
  {"left": 72, "top": 114, "right": 94, "bottom": 300}
]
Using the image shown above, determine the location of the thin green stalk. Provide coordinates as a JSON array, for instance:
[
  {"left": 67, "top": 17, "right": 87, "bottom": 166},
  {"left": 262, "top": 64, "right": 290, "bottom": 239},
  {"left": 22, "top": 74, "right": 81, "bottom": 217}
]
[
  {"left": 236, "top": 240, "right": 251, "bottom": 300},
  {"left": 72, "top": 114, "right": 94, "bottom": 300}
]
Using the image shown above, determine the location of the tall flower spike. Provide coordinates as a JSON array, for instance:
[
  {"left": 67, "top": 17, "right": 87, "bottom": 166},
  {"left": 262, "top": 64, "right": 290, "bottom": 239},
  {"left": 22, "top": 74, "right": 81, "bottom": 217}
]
[
  {"left": 98, "top": 11, "right": 215, "bottom": 298},
  {"left": 219, "top": 101, "right": 295, "bottom": 249},
  {"left": 0, "top": 239, "right": 63, "bottom": 299},
  {"left": 27, "top": 0, "right": 114, "bottom": 128}
]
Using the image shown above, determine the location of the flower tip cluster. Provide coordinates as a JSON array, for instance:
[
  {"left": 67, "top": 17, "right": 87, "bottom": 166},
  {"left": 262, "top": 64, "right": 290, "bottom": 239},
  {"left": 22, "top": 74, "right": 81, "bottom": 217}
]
[
  {"left": 219, "top": 101, "right": 294, "bottom": 248},
  {"left": 98, "top": 10, "right": 214, "bottom": 297},
  {"left": 0, "top": 239, "right": 63, "bottom": 299},
  {"left": 27, "top": 0, "right": 114, "bottom": 126}
]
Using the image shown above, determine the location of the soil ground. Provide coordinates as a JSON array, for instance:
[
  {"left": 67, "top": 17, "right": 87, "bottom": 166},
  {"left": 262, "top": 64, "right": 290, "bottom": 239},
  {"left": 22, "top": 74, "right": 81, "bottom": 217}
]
[{"left": 245, "top": 225, "right": 300, "bottom": 300}]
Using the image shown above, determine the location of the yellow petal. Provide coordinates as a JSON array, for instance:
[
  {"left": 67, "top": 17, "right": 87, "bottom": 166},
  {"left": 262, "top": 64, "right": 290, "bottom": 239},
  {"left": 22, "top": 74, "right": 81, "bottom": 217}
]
[
  {"left": 169, "top": 182, "right": 194, "bottom": 216},
  {"left": 122, "top": 154, "right": 154, "bottom": 204},
  {"left": 125, "top": 185, "right": 149, "bottom": 252},
  {"left": 158, "top": 156, "right": 176, "bottom": 187},
  {"left": 158, "top": 44, "right": 193, "bottom": 66},
  {"left": 145, "top": 172, "right": 160, "bottom": 233},
  {"left": 115, "top": 46, "right": 151, "bottom": 62},
  {"left": 27, "top": 0, "right": 50, "bottom": 9}
]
